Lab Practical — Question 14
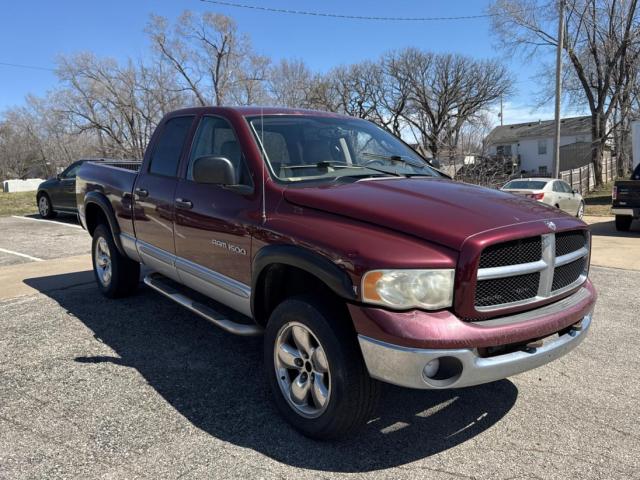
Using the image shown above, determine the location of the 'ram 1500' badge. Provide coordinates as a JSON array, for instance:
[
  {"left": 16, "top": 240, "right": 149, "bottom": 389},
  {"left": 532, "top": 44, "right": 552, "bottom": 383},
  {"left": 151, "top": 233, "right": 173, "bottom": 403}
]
[
  {"left": 211, "top": 239, "right": 247, "bottom": 255},
  {"left": 545, "top": 221, "right": 557, "bottom": 231}
]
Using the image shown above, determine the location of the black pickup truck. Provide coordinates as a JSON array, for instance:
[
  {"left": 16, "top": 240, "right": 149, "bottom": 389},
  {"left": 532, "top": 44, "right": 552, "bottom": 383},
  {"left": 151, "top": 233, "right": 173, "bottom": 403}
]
[{"left": 612, "top": 163, "right": 640, "bottom": 231}]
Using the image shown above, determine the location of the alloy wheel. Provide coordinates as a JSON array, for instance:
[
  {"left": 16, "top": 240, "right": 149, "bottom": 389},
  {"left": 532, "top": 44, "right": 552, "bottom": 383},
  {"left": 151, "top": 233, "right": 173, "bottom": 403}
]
[
  {"left": 38, "top": 196, "right": 49, "bottom": 217},
  {"left": 94, "top": 237, "right": 112, "bottom": 286},
  {"left": 274, "top": 321, "right": 331, "bottom": 418}
]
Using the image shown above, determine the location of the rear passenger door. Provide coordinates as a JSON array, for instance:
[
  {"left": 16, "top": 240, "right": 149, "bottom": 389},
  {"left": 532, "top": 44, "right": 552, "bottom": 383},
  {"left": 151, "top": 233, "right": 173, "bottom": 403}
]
[{"left": 133, "top": 115, "right": 195, "bottom": 279}]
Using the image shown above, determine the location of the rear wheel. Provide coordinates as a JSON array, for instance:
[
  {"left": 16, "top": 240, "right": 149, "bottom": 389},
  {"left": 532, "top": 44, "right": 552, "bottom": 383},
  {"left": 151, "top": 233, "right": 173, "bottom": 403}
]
[
  {"left": 37, "top": 193, "right": 56, "bottom": 219},
  {"left": 615, "top": 215, "right": 633, "bottom": 232},
  {"left": 92, "top": 224, "right": 140, "bottom": 298},
  {"left": 264, "top": 295, "right": 379, "bottom": 440}
]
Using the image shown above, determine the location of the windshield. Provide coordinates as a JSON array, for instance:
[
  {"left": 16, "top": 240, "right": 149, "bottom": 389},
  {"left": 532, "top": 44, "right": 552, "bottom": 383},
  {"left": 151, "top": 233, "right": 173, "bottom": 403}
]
[
  {"left": 247, "top": 115, "right": 438, "bottom": 183},
  {"left": 503, "top": 180, "right": 548, "bottom": 190}
]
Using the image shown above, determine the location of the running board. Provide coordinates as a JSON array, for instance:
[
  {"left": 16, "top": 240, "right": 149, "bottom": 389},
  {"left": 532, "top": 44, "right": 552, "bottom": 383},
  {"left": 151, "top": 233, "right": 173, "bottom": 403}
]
[{"left": 143, "top": 272, "right": 263, "bottom": 336}]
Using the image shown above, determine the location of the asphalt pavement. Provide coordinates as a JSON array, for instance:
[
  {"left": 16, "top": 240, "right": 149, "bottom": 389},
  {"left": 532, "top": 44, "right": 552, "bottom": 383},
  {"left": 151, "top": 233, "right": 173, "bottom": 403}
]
[{"left": 0, "top": 214, "right": 638, "bottom": 479}]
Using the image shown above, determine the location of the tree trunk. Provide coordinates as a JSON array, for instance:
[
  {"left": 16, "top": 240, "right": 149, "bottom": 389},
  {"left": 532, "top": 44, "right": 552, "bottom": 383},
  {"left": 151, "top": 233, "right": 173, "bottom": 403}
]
[{"left": 591, "top": 114, "right": 604, "bottom": 186}]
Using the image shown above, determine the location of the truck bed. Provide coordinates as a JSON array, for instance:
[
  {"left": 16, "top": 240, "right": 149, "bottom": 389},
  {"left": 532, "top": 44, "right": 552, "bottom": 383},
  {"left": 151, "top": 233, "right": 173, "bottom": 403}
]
[{"left": 76, "top": 161, "right": 141, "bottom": 238}]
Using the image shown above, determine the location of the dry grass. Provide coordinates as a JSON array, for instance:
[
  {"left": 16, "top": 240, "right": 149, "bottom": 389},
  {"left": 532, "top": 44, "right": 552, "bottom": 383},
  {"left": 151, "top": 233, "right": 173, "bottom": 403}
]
[
  {"left": 0, "top": 191, "right": 38, "bottom": 217},
  {"left": 584, "top": 182, "right": 614, "bottom": 217}
]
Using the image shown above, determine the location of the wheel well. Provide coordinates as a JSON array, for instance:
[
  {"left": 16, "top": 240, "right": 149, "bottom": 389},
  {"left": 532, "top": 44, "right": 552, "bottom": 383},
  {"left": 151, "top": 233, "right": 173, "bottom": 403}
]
[
  {"left": 253, "top": 264, "right": 347, "bottom": 326},
  {"left": 85, "top": 202, "right": 109, "bottom": 237}
]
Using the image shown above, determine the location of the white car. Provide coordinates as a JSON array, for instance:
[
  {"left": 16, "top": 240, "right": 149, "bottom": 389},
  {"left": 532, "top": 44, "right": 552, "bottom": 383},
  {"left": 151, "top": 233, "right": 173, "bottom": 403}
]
[{"left": 501, "top": 178, "right": 585, "bottom": 219}]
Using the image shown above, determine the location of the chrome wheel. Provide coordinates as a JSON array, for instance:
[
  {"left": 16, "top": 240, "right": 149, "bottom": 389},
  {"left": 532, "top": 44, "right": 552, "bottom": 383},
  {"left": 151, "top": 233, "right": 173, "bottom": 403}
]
[
  {"left": 38, "top": 196, "right": 49, "bottom": 217},
  {"left": 94, "top": 237, "right": 112, "bottom": 286},
  {"left": 274, "top": 322, "right": 331, "bottom": 418},
  {"left": 577, "top": 202, "right": 585, "bottom": 219}
]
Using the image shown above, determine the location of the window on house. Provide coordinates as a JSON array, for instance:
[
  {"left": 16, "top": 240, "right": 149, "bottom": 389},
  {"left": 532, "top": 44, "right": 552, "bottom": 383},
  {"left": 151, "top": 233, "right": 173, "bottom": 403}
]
[
  {"left": 496, "top": 145, "right": 512, "bottom": 156},
  {"left": 538, "top": 165, "right": 548, "bottom": 174},
  {"left": 538, "top": 139, "right": 547, "bottom": 155}
]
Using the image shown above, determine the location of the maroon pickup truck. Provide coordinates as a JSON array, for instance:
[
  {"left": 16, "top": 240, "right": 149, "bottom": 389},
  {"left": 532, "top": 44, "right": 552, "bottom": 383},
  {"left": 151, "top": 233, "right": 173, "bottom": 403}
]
[{"left": 76, "top": 107, "right": 596, "bottom": 439}]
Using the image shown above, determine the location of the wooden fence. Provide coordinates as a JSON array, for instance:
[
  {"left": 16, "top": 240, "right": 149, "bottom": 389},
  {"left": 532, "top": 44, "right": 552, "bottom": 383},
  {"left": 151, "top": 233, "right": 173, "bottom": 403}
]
[{"left": 560, "top": 156, "right": 616, "bottom": 194}]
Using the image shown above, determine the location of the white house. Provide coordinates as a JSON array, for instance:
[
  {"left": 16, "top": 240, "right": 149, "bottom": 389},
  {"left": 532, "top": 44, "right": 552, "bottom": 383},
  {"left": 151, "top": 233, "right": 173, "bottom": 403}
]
[{"left": 485, "top": 116, "right": 593, "bottom": 174}]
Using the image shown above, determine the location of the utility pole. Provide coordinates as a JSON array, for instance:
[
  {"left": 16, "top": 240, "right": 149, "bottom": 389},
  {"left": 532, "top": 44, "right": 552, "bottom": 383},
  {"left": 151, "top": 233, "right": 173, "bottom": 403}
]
[{"left": 553, "top": 0, "right": 565, "bottom": 179}]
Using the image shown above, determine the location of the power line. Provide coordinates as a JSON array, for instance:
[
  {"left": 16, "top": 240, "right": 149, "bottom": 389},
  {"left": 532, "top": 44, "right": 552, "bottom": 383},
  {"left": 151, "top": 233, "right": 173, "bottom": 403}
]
[
  {"left": 0, "top": 61, "right": 55, "bottom": 72},
  {"left": 198, "top": 0, "right": 501, "bottom": 21}
]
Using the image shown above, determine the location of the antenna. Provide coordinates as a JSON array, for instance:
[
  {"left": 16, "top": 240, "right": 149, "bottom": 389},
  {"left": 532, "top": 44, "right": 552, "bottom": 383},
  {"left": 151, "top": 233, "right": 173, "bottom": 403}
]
[{"left": 261, "top": 106, "right": 266, "bottom": 223}]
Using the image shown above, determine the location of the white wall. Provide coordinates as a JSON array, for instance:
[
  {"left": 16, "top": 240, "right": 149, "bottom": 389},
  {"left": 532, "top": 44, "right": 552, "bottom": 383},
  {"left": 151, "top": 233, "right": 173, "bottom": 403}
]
[
  {"left": 489, "top": 134, "right": 589, "bottom": 173},
  {"left": 2, "top": 178, "right": 44, "bottom": 192}
]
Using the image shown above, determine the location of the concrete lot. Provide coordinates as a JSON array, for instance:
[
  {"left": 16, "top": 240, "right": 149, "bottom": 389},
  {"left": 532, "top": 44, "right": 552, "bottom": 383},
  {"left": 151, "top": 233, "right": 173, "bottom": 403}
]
[{"left": 0, "top": 214, "right": 639, "bottom": 479}]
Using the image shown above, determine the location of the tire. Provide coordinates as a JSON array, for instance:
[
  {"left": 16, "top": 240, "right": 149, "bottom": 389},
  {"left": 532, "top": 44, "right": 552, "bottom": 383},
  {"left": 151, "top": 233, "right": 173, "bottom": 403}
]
[
  {"left": 92, "top": 224, "right": 140, "bottom": 298},
  {"left": 615, "top": 215, "right": 633, "bottom": 232},
  {"left": 264, "top": 295, "right": 379, "bottom": 440},
  {"left": 576, "top": 201, "right": 585, "bottom": 219},
  {"left": 37, "top": 193, "right": 57, "bottom": 219}
]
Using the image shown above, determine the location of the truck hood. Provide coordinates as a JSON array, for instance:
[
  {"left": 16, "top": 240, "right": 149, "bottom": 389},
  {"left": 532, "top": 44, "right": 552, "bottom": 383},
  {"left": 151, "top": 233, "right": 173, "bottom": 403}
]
[{"left": 283, "top": 178, "right": 570, "bottom": 251}]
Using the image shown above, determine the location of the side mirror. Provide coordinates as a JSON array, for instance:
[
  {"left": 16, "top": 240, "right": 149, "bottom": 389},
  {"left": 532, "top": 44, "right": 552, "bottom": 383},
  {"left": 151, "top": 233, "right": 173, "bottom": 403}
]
[
  {"left": 192, "top": 156, "right": 235, "bottom": 185},
  {"left": 572, "top": 189, "right": 577, "bottom": 195},
  {"left": 429, "top": 158, "right": 441, "bottom": 169}
]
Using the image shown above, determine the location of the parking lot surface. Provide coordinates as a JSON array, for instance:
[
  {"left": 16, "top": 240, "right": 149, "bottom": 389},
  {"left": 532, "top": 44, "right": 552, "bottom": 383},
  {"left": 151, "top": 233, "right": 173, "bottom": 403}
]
[{"left": 0, "top": 214, "right": 639, "bottom": 479}]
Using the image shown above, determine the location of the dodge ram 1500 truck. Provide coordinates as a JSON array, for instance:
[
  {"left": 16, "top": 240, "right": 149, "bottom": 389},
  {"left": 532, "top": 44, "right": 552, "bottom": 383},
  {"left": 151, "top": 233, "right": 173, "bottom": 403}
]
[{"left": 76, "top": 107, "right": 596, "bottom": 440}]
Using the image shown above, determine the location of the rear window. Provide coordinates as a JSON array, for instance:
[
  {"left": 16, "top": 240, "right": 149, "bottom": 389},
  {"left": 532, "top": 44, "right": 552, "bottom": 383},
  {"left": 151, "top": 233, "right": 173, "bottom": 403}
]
[
  {"left": 503, "top": 180, "right": 548, "bottom": 190},
  {"left": 148, "top": 116, "right": 194, "bottom": 177}
]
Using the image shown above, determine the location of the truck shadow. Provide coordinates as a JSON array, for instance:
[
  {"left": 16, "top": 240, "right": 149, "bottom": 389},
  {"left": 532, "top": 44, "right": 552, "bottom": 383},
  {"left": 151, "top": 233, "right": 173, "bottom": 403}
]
[
  {"left": 588, "top": 219, "right": 640, "bottom": 236},
  {"left": 25, "top": 275, "right": 518, "bottom": 472}
]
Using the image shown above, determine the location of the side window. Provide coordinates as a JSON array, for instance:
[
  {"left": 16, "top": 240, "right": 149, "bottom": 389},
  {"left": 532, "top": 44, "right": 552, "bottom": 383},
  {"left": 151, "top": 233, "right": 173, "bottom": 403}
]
[
  {"left": 187, "top": 116, "right": 252, "bottom": 186},
  {"left": 148, "top": 116, "right": 194, "bottom": 178},
  {"left": 552, "top": 181, "right": 561, "bottom": 192},
  {"left": 62, "top": 162, "right": 82, "bottom": 179},
  {"left": 561, "top": 182, "right": 573, "bottom": 193}
]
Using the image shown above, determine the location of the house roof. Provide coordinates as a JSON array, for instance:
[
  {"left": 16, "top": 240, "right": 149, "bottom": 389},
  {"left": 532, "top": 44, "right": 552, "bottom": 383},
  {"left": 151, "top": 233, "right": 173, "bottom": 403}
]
[{"left": 486, "top": 115, "right": 591, "bottom": 145}]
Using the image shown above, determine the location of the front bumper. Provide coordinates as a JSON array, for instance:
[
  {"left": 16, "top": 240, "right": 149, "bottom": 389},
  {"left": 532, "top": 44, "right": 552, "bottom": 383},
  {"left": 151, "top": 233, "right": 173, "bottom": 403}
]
[
  {"left": 351, "top": 280, "right": 596, "bottom": 389},
  {"left": 358, "top": 313, "right": 590, "bottom": 389}
]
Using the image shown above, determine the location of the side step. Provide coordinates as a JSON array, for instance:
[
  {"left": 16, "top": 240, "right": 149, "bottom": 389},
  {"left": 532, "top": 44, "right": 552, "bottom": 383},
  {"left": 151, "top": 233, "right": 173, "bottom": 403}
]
[{"left": 143, "top": 272, "right": 264, "bottom": 337}]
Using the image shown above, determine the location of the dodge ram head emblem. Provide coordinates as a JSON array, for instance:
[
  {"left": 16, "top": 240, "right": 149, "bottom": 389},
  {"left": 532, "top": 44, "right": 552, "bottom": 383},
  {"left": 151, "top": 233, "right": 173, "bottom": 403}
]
[{"left": 545, "top": 221, "right": 557, "bottom": 231}]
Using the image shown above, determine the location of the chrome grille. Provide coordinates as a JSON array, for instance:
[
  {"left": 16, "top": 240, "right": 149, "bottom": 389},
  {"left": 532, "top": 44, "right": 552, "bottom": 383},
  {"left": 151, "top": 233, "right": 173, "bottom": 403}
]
[
  {"left": 475, "top": 273, "right": 540, "bottom": 307},
  {"left": 479, "top": 236, "right": 542, "bottom": 268},
  {"left": 552, "top": 257, "right": 587, "bottom": 291},
  {"left": 555, "top": 231, "right": 587, "bottom": 257},
  {"left": 475, "top": 229, "right": 588, "bottom": 311}
]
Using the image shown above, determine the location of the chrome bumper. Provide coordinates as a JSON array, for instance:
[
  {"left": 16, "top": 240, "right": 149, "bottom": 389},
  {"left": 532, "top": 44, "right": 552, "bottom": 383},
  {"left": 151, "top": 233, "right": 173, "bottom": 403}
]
[
  {"left": 612, "top": 208, "right": 637, "bottom": 216},
  {"left": 358, "top": 312, "right": 592, "bottom": 389}
]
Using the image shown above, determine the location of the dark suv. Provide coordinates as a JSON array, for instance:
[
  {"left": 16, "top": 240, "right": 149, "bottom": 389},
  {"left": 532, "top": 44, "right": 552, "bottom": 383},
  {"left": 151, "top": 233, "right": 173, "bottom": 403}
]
[{"left": 36, "top": 160, "right": 87, "bottom": 218}]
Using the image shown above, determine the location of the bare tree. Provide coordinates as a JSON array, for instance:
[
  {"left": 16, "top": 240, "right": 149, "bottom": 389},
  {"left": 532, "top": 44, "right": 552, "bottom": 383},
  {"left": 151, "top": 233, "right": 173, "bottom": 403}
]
[
  {"left": 386, "top": 49, "right": 511, "bottom": 159},
  {"left": 490, "top": 0, "right": 640, "bottom": 185},
  {"left": 146, "top": 11, "right": 266, "bottom": 106}
]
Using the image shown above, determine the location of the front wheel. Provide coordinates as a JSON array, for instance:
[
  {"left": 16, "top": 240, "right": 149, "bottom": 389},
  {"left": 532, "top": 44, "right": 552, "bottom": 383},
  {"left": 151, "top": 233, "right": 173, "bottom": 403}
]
[
  {"left": 576, "top": 201, "right": 585, "bottom": 219},
  {"left": 92, "top": 224, "right": 140, "bottom": 298},
  {"left": 37, "top": 193, "right": 56, "bottom": 219},
  {"left": 264, "top": 296, "right": 379, "bottom": 440}
]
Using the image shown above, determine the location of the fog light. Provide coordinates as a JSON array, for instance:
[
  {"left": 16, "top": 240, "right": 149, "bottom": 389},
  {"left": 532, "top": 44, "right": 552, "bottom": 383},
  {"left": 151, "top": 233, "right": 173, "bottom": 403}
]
[{"left": 423, "top": 358, "right": 440, "bottom": 379}]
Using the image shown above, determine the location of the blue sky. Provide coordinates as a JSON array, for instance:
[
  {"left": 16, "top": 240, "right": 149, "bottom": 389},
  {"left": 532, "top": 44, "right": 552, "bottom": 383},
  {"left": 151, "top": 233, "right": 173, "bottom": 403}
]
[{"left": 0, "top": 0, "right": 564, "bottom": 124}]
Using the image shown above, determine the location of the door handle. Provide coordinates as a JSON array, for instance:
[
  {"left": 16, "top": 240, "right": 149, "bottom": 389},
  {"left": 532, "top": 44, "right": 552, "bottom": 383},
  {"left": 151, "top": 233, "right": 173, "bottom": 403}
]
[
  {"left": 175, "top": 198, "right": 193, "bottom": 210},
  {"left": 135, "top": 188, "right": 149, "bottom": 198}
]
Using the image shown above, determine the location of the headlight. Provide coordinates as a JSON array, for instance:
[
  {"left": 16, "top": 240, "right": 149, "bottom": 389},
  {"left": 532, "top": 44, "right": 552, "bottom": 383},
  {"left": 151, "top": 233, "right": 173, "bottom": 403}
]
[{"left": 361, "top": 269, "right": 455, "bottom": 310}]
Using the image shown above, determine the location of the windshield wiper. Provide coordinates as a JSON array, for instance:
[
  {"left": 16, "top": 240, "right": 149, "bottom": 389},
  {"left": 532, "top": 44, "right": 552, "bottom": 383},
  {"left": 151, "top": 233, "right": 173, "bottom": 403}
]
[
  {"left": 282, "top": 161, "right": 405, "bottom": 178},
  {"left": 360, "top": 152, "right": 425, "bottom": 168}
]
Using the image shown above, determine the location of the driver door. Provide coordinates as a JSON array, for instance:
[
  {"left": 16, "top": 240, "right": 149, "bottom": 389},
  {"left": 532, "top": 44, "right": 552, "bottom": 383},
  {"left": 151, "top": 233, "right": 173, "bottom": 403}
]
[{"left": 173, "top": 115, "right": 256, "bottom": 317}]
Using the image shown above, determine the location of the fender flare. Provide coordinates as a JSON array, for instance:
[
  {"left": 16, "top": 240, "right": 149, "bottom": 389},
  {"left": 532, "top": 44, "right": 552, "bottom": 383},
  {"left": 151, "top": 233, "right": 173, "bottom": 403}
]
[
  {"left": 84, "top": 191, "right": 126, "bottom": 256},
  {"left": 251, "top": 244, "right": 356, "bottom": 315}
]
